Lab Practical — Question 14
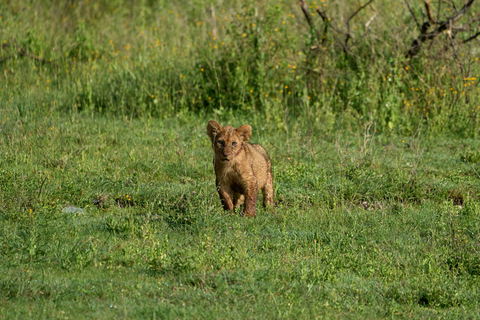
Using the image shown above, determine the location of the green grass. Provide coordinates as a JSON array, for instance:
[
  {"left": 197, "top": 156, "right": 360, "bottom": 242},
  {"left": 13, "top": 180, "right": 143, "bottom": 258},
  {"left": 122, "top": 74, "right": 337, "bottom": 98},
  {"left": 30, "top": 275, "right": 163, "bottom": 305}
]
[
  {"left": 1, "top": 113, "right": 479, "bottom": 318},
  {"left": 2, "top": 0, "right": 480, "bottom": 318}
]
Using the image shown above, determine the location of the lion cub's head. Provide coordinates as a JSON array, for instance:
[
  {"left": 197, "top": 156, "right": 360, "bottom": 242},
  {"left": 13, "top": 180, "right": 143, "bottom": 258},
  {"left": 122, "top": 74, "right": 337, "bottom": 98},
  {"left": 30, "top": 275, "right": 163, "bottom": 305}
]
[{"left": 207, "top": 120, "right": 252, "bottom": 162}]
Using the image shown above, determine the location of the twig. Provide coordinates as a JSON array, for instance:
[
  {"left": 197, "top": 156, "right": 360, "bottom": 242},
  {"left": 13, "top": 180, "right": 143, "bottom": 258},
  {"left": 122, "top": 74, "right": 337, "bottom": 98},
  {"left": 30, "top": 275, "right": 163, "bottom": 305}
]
[
  {"left": 365, "top": 12, "right": 378, "bottom": 28},
  {"left": 326, "top": 77, "right": 338, "bottom": 112},
  {"left": 448, "top": 0, "right": 475, "bottom": 23},
  {"left": 37, "top": 176, "right": 47, "bottom": 199},
  {"left": 24, "top": 51, "right": 49, "bottom": 63},
  {"left": 299, "top": 0, "right": 321, "bottom": 41},
  {"left": 347, "top": 0, "right": 375, "bottom": 26},
  {"left": 345, "top": 0, "right": 374, "bottom": 47},
  {"left": 0, "top": 54, "right": 15, "bottom": 63},
  {"left": 464, "top": 12, "right": 480, "bottom": 26},
  {"left": 0, "top": 46, "right": 55, "bottom": 65},
  {"left": 447, "top": 24, "right": 466, "bottom": 78},
  {"left": 425, "top": 0, "right": 437, "bottom": 23},
  {"left": 299, "top": 0, "right": 314, "bottom": 31},
  {"left": 409, "top": 68, "right": 432, "bottom": 89},
  {"left": 316, "top": 8, "right": 330, "bottom": 44},
  {"left": 450, "top": 0, "right": 458, "bottom": 13},
  {"left": 404, "top": 0, "right": 421, "bottom": 31},
  {"left": 401, "top": 125, "right": 423, "bottom": 195},
  {"left": 463, "top": 31, "right": 480, "bottom": 43},
  {"left": 314, "top": 1, "right": 373, "bottom": 54},
  {"left": 316, "top": 8, "right": 342, "bottom": 34},
  {"left": 211, "top": 59, "right": 223, "bottom": 109},
  {"left": 469, "top": 164, "right": 480, "bottom": 179},
  {"left": 437, "top": 0, "right": 442, "bottom": 21},
  {"left": 210, "top": 4, "right": 217, "bottom": 39}
]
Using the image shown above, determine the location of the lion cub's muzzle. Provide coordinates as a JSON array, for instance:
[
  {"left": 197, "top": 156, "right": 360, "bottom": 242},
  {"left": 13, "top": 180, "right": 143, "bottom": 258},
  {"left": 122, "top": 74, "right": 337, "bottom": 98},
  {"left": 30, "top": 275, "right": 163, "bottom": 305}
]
[
  {"left": 222, "top": 154, "right": 233, "bottom": 161},
  {"left": 221, "top": 148, "right": 235, "bottom": 161}
]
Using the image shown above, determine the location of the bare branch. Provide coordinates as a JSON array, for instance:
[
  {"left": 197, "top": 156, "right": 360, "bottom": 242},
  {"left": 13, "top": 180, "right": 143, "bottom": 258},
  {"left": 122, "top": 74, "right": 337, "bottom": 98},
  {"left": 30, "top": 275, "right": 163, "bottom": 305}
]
[
  {"left": 299, "top": 0, "right": 313, "bottom": 28},
  {"left": 23, "top": 50, "right": 49, "bottom": 63},
  {"left": 404, "top": 0, "right": 421, "bottom": 31},
  {"left": 463, "top": 31, "right": 480, "bottom": 43},
  {"left": 347, "top": 0, "right": 375, "bottom": 24},
  {"left": 447, "top": 24, "right": 466, "bottom": 78},
  {"left": 36, "top": 176, "right": 48, "bottom": 200},
  {"left": 316, "top": 9, "right": 342, "bottom": 34},
  {"left": 465, "top": 11, "right": 480, "bottom": 25},
  {"left": 451, "top": 0, "right": 475, "bottom": 22},
  {"left": 315, "top": 8, "right": 345, "bottom": 45},
  {"left": 210, "top": 5, "right": 217, "bottom": 39},
  {"left": 315, "top": 9, "right": 330, "bottom": 44},
  {"left": 450, "top": 0, "right": 458, "bottom": 14},
  {"left": 406, "top": 0, "right": 477, "bottom": 58},
  {"left": 437, "top": 0, "right": 442, "bottom": 21},
  {"left": 424, "top": 0, "right": 437, "bottom": 23},
  {"left": 365, "top": 12, "right": 378, "bottom": 28},
  {"left": 0, "top": 54, "right": 15, "bottom": 63},
  {"left": 345, "top": 0, "right": 374, "bottom": 47},
  {"left": 299, "top": 0, "right": 321, "bottom": 41},
  {"left": 0, "top": 49, "right": 52, "bottom": 64},
  {"left": 313, "top": 1, "right": 374, "bottom": 55}
]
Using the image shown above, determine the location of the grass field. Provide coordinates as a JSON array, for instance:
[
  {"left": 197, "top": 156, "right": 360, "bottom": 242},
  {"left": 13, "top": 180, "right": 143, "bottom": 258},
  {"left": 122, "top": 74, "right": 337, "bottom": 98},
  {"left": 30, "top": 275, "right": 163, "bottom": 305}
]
[
  {"left": 1, "top": 113, "right": 480, "bottom": 318},
  {"left": 1, "top": 0, "right": 480, "bottom": 318}
]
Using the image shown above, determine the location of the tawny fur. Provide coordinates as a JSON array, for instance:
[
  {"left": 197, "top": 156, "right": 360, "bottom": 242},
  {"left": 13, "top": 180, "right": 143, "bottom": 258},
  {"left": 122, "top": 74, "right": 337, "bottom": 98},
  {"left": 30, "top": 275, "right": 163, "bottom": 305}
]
[{"left": 207, "top": 120, "right": 274, "bottom": 217}]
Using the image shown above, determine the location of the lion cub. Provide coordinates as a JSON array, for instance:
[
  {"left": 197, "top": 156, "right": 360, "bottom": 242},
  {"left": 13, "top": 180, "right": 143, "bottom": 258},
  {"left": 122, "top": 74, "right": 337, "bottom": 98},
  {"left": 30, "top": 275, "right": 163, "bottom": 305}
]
[{"left": 207, "top": 120, "right": 274, "bottom": 217}]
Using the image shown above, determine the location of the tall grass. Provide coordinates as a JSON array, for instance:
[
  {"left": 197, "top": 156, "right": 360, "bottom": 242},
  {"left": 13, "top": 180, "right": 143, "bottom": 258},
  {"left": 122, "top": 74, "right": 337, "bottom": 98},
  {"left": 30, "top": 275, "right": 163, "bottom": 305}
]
[{"left": 1, "top": 0, "right": 480, "bottom": 136}]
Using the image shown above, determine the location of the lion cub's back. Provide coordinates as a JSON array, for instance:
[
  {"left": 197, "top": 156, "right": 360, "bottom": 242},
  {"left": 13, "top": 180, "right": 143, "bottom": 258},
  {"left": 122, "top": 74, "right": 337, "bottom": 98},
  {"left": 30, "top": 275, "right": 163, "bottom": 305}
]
[{"left": 249, "top": 143, "right": 271, "bottom": 163}]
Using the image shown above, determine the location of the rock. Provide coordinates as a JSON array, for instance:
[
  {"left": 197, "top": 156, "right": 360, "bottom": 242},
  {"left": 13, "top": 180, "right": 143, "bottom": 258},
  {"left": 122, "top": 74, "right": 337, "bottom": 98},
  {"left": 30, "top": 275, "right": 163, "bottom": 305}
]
[{"left": 62, "top": 205, "right": 85, "bottom": 214}]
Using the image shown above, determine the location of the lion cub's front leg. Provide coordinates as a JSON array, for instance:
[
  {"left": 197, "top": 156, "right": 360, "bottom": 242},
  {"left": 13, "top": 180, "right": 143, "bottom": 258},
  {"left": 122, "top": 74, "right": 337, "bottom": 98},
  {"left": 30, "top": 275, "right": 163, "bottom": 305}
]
[{"left": 217, "top": 186, "right": 234, "bottom": 211}]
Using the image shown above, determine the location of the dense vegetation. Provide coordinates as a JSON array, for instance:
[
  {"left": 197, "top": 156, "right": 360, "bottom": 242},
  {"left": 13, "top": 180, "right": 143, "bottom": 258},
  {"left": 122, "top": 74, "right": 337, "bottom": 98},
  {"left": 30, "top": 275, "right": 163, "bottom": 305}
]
[
  {"left": 2, "top": 0, "right": 480, "bottom": 135},
  {"left": 1, "top": 0, "right": 480, "bottom": 318}
]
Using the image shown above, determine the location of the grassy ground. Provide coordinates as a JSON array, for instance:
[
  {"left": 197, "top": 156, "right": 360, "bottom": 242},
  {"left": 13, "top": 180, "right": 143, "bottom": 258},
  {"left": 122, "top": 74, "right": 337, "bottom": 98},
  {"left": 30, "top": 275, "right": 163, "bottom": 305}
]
[
  {"left": 2, "top": 0, "right": 480, "bottom": 318},
  {"left": 1, "top": 113, "right": 479, "bottom": 319}
]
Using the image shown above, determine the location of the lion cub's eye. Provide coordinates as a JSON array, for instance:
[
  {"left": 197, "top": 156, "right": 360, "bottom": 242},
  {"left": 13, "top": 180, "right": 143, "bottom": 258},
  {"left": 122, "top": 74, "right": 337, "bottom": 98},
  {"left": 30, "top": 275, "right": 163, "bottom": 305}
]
[
  {"left": 232, "top": 142, "right": 237, "bottom": 147},
  {"left": 218, "top": 141, "right": 225, "bottom": 147}
]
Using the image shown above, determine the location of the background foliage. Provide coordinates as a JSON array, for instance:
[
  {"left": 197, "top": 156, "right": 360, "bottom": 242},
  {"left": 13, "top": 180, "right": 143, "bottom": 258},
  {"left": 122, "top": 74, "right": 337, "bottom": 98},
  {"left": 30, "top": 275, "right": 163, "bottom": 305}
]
[{"left": 2, "top": 0, "right": 480, "bottom": 136}]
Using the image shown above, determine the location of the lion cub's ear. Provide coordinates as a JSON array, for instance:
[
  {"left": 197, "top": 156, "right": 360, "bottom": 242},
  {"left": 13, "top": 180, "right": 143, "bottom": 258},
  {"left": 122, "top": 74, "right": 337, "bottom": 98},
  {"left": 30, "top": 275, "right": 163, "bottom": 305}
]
[
  {"left": 236, "top": 124, "right": 252, "bottom": 142},
  {"left": 207, "top": 120, "right": 222, "bottom": 143}
]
